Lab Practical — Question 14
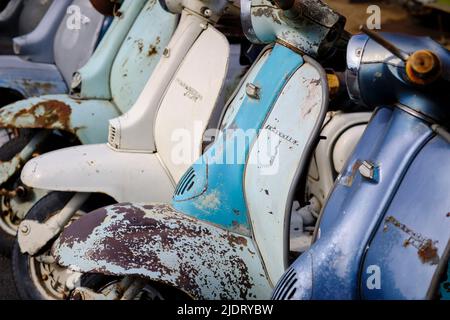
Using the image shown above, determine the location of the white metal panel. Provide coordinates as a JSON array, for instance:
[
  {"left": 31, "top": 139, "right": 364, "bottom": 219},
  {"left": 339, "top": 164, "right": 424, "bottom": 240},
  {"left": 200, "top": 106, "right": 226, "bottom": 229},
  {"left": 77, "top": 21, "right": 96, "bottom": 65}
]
[
  {"left": 108, "top": 12, "right": 205, "bottom": 152},
  {"left": 154, "top": 25, "right": 230, "bottom": 183},
  {"left": 244, "top": 63, "right": 325, "bottom": 283},
  {"left": 21, "top": 144, "right": 174, "bottom": 203}
]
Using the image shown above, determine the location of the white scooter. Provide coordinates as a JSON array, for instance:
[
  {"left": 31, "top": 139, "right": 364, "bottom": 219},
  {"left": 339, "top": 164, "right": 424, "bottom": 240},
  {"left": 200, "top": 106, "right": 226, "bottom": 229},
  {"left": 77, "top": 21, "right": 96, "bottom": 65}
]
[{"left": 13, "top": 0, "right": 244, "bottom": 300}]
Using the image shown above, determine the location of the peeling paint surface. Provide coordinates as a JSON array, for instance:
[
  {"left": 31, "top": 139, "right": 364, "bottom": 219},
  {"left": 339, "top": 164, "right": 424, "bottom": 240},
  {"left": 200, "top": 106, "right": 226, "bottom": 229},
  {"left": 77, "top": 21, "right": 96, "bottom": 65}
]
[
  {"left": 172, "top": 44, "right": 303, "bottom": 236},
  {"left": 249, "top": 0, "right": 344, "bottom": 56},
  {"left": 0, "top": 95, "right": 120, "bottom": 144},
  {"left": 53, "top": 203, "right": 271, "bottom": 299}
]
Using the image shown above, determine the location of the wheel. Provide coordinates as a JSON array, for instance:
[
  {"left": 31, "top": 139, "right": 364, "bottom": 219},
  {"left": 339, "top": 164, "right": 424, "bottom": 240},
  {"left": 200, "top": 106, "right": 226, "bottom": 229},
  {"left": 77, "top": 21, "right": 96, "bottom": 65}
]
[
  {"left": 71, "top": 273, "right": 191, "bottom": 300},
  {"left": 0, "top": 129, "right": 34, "bottom": 256},
  {"left": 11, "top": 192, "right": 113, "bottom": 300},
  {"left": 0, "top": 131, "right": 78, "bottom": 256}
]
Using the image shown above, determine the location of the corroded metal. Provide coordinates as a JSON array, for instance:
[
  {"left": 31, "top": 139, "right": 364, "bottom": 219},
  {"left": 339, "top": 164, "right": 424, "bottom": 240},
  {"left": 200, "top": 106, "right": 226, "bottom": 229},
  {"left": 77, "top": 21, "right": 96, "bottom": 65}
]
[
  {"left": 0, "top": 100, "right": 72, "bottom": 131},
  {"left": 53, "top": 203, "right": 272, "bottom": 299}
]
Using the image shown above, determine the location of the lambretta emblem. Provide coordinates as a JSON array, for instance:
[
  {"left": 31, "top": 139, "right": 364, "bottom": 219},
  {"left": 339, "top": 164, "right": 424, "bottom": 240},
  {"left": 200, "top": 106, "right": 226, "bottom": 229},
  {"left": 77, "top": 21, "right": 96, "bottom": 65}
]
[
  {"left": 176, "top": 79, "right": 203, "bottom": 102},
  {"left": 265, "top": 124, "right": 299, "bottom": 146}
]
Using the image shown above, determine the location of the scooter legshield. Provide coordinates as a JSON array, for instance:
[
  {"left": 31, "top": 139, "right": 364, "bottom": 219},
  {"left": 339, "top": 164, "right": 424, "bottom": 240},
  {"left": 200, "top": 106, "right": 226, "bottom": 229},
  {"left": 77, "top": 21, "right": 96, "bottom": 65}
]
[{"left": 52, "top": 202, "right": 272, "bottom": 299}]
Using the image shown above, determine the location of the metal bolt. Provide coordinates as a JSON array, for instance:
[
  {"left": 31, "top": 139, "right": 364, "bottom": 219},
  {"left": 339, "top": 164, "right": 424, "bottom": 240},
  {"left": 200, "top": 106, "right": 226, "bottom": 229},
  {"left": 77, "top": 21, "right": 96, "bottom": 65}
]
[
  {"left": 355, "top": 48, "right": 362, "bottom": 57},
  {"left": 246, "top": 83, "right": 261, "bottom": 100},
  {"left": 20, "top": 224, "right": 29, "bottom": 234},
  {"left": 202, "top": 7, "right": 212, "bottom": 17},
  {"left": 163, "top": 48, "right": 170, "bottom": 58}
]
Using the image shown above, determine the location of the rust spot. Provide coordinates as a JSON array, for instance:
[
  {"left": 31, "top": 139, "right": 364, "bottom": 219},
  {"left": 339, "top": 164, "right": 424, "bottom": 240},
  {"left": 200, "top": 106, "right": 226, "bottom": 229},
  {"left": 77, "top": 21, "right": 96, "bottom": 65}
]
[
  {"left": 418, "top": 239, "right": 440, "bottom": 265},
  {"left": 56, "top": 203, "right": 258, "bottom": 299},
  {"left": 385, "top": 216, "right": 440, "bottom": 265},
  {"left": 60, "top": 207, "right": 108, "bottom": 247},
  {"left": 0, "top": 100, "right": 73, "bottom": 131},
  {"left": 147, "top": 46, "right": 158, "bottom": 57},
  {"left": 226, "top": 232, "right": 248, "bottom": 247},
  {"left": 135, "top": 39, "right": 144, "bottom": 53},
  {"left": 252, "top": 7, "right": 282, "bottom": 25},
  {"left": 147, "top": 37, "right": 160, "bottom": 57}
]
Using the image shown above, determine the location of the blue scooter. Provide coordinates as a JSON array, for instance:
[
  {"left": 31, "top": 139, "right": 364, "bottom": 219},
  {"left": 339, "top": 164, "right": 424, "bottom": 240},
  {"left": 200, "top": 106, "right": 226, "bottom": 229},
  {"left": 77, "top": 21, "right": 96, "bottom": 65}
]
[{"left": 272, "top": 27, "right": 450, "bottom": 300}]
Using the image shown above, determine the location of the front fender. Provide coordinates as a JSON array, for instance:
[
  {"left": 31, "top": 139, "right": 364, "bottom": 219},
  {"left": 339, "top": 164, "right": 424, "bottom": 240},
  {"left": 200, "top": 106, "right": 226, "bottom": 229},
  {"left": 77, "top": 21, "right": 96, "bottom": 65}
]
[
  {"left": 21, "top": 144, "right": 174, "bottom": 203},
  {"left": 53, "top": 203, "right": 272, "bottom": 299},
  {"left": 0, "top": 94, "right": 120, "bottom": 143}
]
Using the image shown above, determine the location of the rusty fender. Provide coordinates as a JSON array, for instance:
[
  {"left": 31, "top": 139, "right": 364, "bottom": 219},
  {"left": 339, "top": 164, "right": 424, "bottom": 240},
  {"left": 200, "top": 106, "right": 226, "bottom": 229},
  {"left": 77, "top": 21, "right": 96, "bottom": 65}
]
[
  {"left": 0, "top": 94, "right": 120, "bottom": 144},
  {"left": 52, "top": 203, "right": 272, "bottom": 299}
]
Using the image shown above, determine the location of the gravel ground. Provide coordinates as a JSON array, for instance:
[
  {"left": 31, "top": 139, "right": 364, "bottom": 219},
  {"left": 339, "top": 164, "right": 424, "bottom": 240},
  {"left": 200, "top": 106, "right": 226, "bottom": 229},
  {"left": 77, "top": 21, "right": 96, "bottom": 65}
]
[{"left": 0, "top": 255, "right": 19, "bottom": 300}]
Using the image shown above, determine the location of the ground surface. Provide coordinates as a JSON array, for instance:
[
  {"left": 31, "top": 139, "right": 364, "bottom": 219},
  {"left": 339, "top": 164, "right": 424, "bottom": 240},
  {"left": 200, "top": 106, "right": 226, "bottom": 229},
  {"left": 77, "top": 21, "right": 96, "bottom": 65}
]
[{"left": 0, "top": 255, "right": 18, "bottom": 300}]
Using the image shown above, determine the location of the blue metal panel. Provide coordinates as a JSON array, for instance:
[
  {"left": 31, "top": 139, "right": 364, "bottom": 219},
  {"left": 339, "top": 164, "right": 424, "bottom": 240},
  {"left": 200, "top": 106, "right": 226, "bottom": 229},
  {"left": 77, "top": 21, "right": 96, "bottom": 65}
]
[
  {"left": 286, "top": 107, "right": 434, "bottom": 299},
  {"left": 173, "top": 44, "right": 304, "bottom": 236},
  {"left": 361, "top": 135, "right": 450, "bottom": 299}
]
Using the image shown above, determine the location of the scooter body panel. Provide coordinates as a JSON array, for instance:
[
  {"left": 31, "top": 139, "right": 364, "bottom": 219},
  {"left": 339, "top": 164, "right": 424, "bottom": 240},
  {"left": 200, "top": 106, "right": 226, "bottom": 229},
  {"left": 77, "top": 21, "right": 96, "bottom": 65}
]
[
  {"left": 245, "top": 59, "right": 327, "bottom": 281},
  {"left": 21, "top": 144, "right": 174, "bottom": 203},
  {"left": 0, "top": 95, "right": 120, "bottom": 144},
  {"left": 107, "top": 12, "right": 208, "bottom": 152},
  {"left": 275, "top": 107, "right": 436, "bottom": 299},
  {"left": 361, "top": 134, "right": 450, "bottom": 299},
  {"left": 53, "top": 203, "right": 272, "bottom": 299},
  {"left": 109, "top": 0, "right": 177, "bottom": 113},
  {"left": 11, "top": 0, "right": 71, "bottom": 63},
  {"left": 154, "top": 25, "right": 230, "bottom": 182},
  {"left": 172, "top": 44, "right": 305, "bottom": 236},
  {"left": 53, "top": 0, "right": 107, "bottom": 85},
  {"left": 0, "top": 57, "right": 67, "bottom": 97},
  {"left": 0, "top": 0, "right": 54, "bottom": 54},
  {"left": 71, "top": 0, "right": 147, "bottom": 100}
]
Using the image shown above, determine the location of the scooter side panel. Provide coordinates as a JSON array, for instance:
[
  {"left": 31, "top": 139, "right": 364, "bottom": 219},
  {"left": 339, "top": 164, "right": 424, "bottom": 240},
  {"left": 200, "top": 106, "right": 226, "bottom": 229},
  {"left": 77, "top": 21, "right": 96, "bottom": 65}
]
[
  {"left": 53, "top": 0, "right": 106, "bottom": 85},
  {"left": 277, "top": 108, "right": 434, "bottom": 299},
  {"left": 74, "top": 0, "right": 147, "bottom": 100},
  {"left": 0, "top": 56, "right": 66, "bottom": 97},
  {"left": 21, "top": 144, "right": 174, "bottom": 203},
  {"left": 0, "top": 94, "right": 120, "bottom": 144},
  {"left": 172, "top": 44, "right": 304, "bottom": 236},
  {"left": 110, "top": 0, "right": 177, "bottom": 113},
  {"left": 53, "top": 203, "right": 272, "bottom": 299},
  {"left": 154, "top": 26, "right": 229, "bottom": 183},
  {"left": 245, "top": 60, "right": 327, "bottom": 283},
  {"left": 361, "top": 135, "right": 450, "bottom": 299}
]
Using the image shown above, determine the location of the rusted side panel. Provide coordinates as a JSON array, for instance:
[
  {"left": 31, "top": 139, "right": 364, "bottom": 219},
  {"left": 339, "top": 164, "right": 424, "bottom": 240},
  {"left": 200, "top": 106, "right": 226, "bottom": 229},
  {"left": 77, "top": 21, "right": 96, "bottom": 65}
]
[
  {"left": 0, "top": 99, "right": 72, "bottom": 131},
  {"left": 0, "top": 94, "right": 120, "bottom": 144},
  {"left": 53, "top": 203, "right": 272, "bottom": 299}
]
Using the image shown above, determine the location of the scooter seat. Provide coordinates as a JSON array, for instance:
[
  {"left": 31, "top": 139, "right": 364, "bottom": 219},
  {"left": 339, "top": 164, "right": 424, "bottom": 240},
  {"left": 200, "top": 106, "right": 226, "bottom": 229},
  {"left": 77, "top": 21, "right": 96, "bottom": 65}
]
[{"left": 0, "top": 55, "right": 66, "bottom": 97}]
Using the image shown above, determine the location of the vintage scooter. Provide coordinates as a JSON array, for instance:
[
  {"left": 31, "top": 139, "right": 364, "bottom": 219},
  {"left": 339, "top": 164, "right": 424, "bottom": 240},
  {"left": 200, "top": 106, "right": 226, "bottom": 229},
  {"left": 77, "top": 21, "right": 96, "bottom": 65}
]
[
  {"left": 0, "top": 0, "right": 177, "bottom": 255},
  {"left": 12, "top": 0, "right": 243, "bottom": 300},
  {"left": 49, "top": 0, "right": 360, "bottom": 300},
  {"left": 0, "top": 0, "right": 53, "bottom": 54},
  {"left": 0, "top": 0, "right": 111, "bottom": 105},
  {"left": 272, "top": 28, "right": 450, "bottom": 300}
]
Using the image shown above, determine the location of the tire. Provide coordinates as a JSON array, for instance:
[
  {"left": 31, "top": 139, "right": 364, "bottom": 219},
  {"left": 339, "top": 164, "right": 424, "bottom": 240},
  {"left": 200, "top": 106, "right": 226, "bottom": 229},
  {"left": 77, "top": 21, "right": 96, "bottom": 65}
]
[
  {"left": 11, "top": 192, "right": 113, "bottom": 300},
  {"left": 0, "top": 129, "right": 33, "bottom": 256},
  {"left": 72, "top": 273, "right": 191, "bottom": 300}
]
